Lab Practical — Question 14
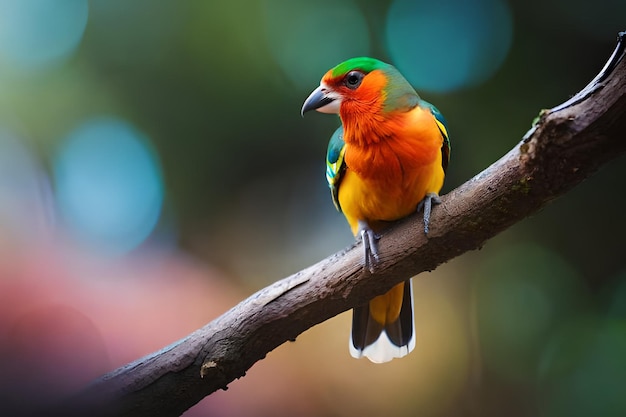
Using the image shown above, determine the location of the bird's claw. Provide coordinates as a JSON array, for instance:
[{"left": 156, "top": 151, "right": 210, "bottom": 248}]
[
  {"left": 417, "top": 193, "right": 441, "bottom": 235},
  {"left": 358, "top": 222, "right": 380, "bottom": 274}
]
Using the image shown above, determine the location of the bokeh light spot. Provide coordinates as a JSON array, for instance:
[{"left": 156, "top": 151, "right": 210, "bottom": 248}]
[
  {"left": 54, "top": 117, "right": 164, "bottom": 254},
  {"left": 261, "top": 0, "right": 370, "bottom": 91},
  {"left": 0, "top": 0, "right": 88, "bottom": 71},
  {"left": 385, "top": 0, "right": 513, "bottom": 92}
]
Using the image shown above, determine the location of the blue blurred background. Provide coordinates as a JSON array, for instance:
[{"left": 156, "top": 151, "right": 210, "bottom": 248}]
[{"left": 0, "top": 1, "right": 625, "bottom": 416}]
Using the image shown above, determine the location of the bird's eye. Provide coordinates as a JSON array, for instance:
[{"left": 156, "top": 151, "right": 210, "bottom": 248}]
[{"left": 344, "top": 71, "right": 364, "bottom": 89}]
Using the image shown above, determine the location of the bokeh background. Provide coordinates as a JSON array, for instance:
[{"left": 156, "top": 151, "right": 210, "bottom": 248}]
[{"left": 0, "top": 1, "right": 625, "bottom": 416}]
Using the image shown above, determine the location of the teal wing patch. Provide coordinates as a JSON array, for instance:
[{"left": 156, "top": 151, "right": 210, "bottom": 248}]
[
  {"left": 326, "top": 126, "right": 346, "bottom": 212},
  {"left": 420, "top": 99, "right": 451, "bottom": 172}
]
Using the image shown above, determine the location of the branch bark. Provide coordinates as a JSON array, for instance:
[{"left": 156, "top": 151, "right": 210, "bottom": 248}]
[{"left": 63, "top": 32, "right": 626, "bottom": 417}]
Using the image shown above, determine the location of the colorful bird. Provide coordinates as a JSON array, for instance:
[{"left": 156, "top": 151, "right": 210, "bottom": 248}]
[{"left": 302, "top": 57, "right": 450, "bottom": 363}]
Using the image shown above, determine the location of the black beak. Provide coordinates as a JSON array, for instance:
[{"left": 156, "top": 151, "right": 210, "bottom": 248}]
[{"left": 301, "top": 86, "right": 335, "bottom": 117}]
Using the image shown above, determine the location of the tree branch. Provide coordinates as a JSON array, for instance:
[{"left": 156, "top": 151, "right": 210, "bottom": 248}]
[{"left": 64, "top": 32, "right": 626, "bottom": 417}]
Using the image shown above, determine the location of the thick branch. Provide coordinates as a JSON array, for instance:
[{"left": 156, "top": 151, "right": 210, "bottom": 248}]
[{"left": 65, "top": 33, "right": 626, "bottom": 417}]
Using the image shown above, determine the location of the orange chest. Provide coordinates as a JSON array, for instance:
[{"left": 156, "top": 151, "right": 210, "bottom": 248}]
[
  {"left": 344, "top": 139, "right": 429, "bottom": 186},
  {"left": 343, "top": 111, "right": 442, "bottom": 186}
]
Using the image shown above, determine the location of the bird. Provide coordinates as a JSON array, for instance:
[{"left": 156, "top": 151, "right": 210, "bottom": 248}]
[{"left": 301, "top": 57, "right": 450, "bottom": 363}]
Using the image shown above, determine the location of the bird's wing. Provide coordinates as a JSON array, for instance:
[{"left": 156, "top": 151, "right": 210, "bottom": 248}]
[{"left": 326, "top": 126, "right": 346, "bottom": 212}]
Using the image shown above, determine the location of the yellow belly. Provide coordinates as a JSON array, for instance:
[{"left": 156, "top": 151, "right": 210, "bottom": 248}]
[{"left": 338, "top": 155, "right": 444, "bottom": 236}]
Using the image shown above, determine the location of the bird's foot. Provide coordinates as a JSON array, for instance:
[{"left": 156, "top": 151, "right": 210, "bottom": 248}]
[
  {"left": 357, "top": 221, "right": 380, "bottom": 274},
  {"left": 417, "top": 193, "right": 441, "bottom": 235}
]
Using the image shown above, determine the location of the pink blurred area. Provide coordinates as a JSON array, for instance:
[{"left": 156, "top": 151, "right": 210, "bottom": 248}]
[
  {"left": 0, "top": 236, "right": 244, "bottom": 414},
  {"left": 0, "top": 232, "right": 470, "bottom": 417}
]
